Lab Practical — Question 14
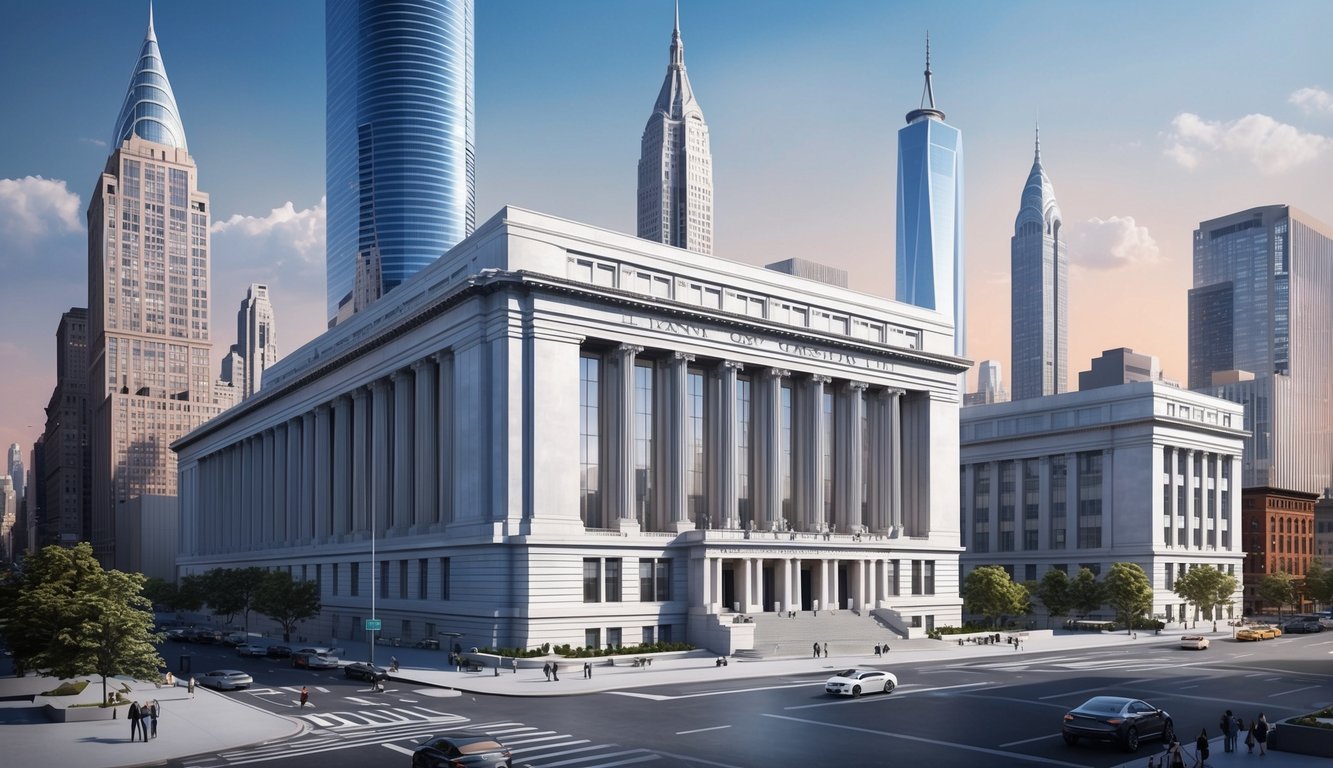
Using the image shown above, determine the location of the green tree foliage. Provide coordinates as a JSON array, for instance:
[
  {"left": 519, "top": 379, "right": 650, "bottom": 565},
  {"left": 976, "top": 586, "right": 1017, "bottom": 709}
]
[
  {"left": 1257, "top": 571, "right": 1296, "bottom": 620},
  {"left": 0, "top": 543, "right": 162, "bottom": 703},
  {"left": 1033, "top": 569, "right": 1073, "bottom": 626},
  {"left": 205, "top": 567, "right": 268, "bottom": 630},
  {"left": 1301, "top": 560, "right": 1333, "bottom": 608},
  {"left": 1104, "top": 562, "right": 1154, "bottom": 634},
  {"left": 1070, "top": 568, "right": 1105, "bottom": 617},
  {"left": 142, "top": 577, "right": 179, "bottom": 611},
  {"left": 254, "top": 571, "right": 322, "bottom": 642},
  {"left": 961, "top": 565, "right": 1029, "bottom": 628},
  {"left": 175, "top": 573, "right": 208, "bottom": 612},
  {"left": 1172, "top": 566, "right": 1239, "bottom": 631}
]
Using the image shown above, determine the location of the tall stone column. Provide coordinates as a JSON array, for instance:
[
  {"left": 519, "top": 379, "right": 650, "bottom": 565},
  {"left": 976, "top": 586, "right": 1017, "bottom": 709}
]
[
  {"left": 845, "top": 381, "right": 867, "bottom": 532},
  {"left": 413, "top": 359, "right": 437, "bottom": 528},
  {"left": 792, "top": 558, "right": 803, "bottom": 611},
  {"left": 760, "top": 369, "right": 789, "bottom": 532},
  {"left": 351, "top": 388, "right": 369, "bottom": 533},
  {"left": 372, "top": 378, "right": 391, "bottom": 536},
  {"left": 313, "top": 404, "right": 331, "bottom": 543},
  {"left": 392, "top": 369, "right": 414, "bottom": 531},
  {"left": 250, "top": 435, "right": 264, "bottom": 547},
  {"left": 781, "top": 559, "right": 793, "bottom": 614},
  {"left": 668, "top": 352, "right": 694, "bottom": 532},
  {"left": 274, "top": 423, "right": 288, "bottom": 542},
  {"left": 301, "top": 411, "right": 315, "bottom": 542},
  {"left": 887, "top": 388, "right": 904, "bottom": 533},
  {"left": 806, "top": 375, "right": 831, "bottom": 533},
  {"left": 718, "top": 361, "right": 742, "bottom": 529},
  {"left": 435, "top": 353, "right": 454, "bottom": 526},
  {"left": 332, "top": 396, "right": 351, "bottom": 536},
  {"left": 700, "top": 554, "right": 713, "bottom": 613},
  {"left": 615, "top": 345, "right": 642, "bottom": 533}
]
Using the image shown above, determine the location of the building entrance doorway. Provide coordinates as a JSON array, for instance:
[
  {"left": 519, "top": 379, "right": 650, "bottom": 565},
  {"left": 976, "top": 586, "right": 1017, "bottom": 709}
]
[
  {"left": 721, "top": 566, "right": 736, "bottom": 611},
  {"left": 800, "top": 566, "right": 813, "bottom": 611}
]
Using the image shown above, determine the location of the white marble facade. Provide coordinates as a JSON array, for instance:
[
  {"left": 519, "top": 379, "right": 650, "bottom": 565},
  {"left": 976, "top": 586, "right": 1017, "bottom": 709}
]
[{"left": 175, "top": 207, "right": 967, "bottom": 651}]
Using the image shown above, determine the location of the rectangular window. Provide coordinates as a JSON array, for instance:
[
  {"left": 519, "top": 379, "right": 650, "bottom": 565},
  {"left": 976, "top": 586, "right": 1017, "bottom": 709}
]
[
  {"left": 640, "top": 560, "right": 654, "bottom": 601},
  {"left": 633, "top": 363, "right": 656, "bottom": 530},
  {"left": 658, "top": 624, "right": 673, "bottom": 644},
  {"left": 314, "top": 564, "right": 322, "bottom": 595},
  {"left": 402, "top": 619, "right": 411, "bottom": 642},
  {"left": 642, "top": 626, "right": 655, "bottom": 646},
  {"left": 439, "top": 557, "right": 451, "bottom": 600},
  {"left": 1165, "top": 563, "right": 1174, "bottom": 589},
  {"left": 1077, "top": 451, "right": 1103, "bottom": 549},
  {"left": 972, "top": 464, "right": 991, "bottom": 553},
  {"left": 381, "top": 560, "right": 390, "bottom": 599},
  {"left": 333, "top": 563, "right": 340, "bottom": 596},
  {"left": 1025, "top": 564, "right": 1037, "bottom": 582},
  {"left": 998, "top": 460, "right": 1016, "bottom": 552},
  {"left": 584, "top": 558, "right": 601, "bottom": 603},
  {"left": 1022, "top": 459, "right": 1040, "bottom": 550},
  {"left": 656, "top": 559, "right": 672, "bottom": 601},
  {"left": 585, "top": 628, "right": 601, "bottom": 651},
  {"left": 399, "top": 560, "right": 408, "bottom": 599},
  {"left": 580, "top": 355, "right": 603, "bottom": 528},
  {"left": 607, "top": 627, "right": 622, "bottom": 649},
  {"left": 419, "top": 559, "right": 428, "bottom": 600},
  {"left": 687, "top": 369, "right": 707, "bottom": 527},
  {"left": 1049, "top": 455, "right": 1067, "bottom": 550},
  {"left": 350, "top": 562, "right": 360, "bottom": 597},
  {"left": 924, "top": 561, "right": 935, "bottom": 595},
  {"left": 911, "top": 560, "right": 923, "bottom": 595},
  {"left": 605, "top": 558, "right": 622, "bottom": 602},
  {"left": 889, "top": 560, "right": 900, "bottom": 596}
]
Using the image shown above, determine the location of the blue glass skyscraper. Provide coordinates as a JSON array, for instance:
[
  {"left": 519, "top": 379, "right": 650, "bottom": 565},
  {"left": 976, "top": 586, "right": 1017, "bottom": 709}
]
[
  {"left": 326, "top": 0, "right": 475, "bottom": 323},
  {"left": 1010, "top": 128, "right": 1066, "bottom": 400},
  {"left": 895, "top": 42, "right": 964, "bottom": 359}
]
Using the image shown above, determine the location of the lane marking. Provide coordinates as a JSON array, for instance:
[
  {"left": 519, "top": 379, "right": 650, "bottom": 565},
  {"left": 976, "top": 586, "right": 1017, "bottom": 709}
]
[
  {"left": 762, "top": 713, "right": 1089, "bottom": 767},
  {"left": 653, "top": 751, "right": 745, "bottom": 768},
  {"left": 676, "top": 725, "right": 732, "bottom": 735},
  {"left": 509, "top": 742, "right": 597, "bottom": 758},
  {"left": 784, "top": 681, "right": 988, "bottom": 710},
  {"left": 1001, "top": 733, "right": 1062, "bottom": 747},
  {"left": 603, "top": 680, "right": 821, "bottom": 701},
  {"left": 1269, "top": 685, "right": 1323, "bottom": 697},
  {"left": 543, "top": 749, "right": 644, "bottom": 767},
  {"left": 382, "top": 743, "right": 414, "bottom": 756}
]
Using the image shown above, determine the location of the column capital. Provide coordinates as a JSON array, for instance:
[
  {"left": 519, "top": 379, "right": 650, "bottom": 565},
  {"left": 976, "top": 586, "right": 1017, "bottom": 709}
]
[
  {"left": 722, "top": 360, "right": 745, "bottom": 371},
  {"left": 390, "top": 368, "right": 410, "bottom": 383},
  {"left": 847, "top": 380, "right": 869, "bottom": 392},
  {"left": 314, "top": 402, "right": 332, "bottom": 414},
  {"left": 411, "top": 358, "right": 432, "bottom": 372},
  {"left": 881, "top": 387, "right": 906, "bottom": 398},
  {"left": 672, "top": 351, "right": 695, "bottom": 364},
  {"left": 764, "top": 368, "right": 790, "bottom": 380},
  {"left": 352, "top": 385, "right": 370, "bottom": 401},
  {"left": 618, "top": 343, "right": 644, "bottom": 356},
  {"left": 810, "top": 374, "right": 832, "bottom": 385}
]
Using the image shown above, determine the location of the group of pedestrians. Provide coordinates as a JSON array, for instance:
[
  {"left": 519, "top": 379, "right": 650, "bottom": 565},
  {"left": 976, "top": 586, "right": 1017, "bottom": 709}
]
[
  {"left": 872, "top": 643, "right": 890, "bottom": 657},
  {"left": 542, "top": 661, "right": 560, "bottom": 681},
  {"left": 811, "top": 642, "right": 828, "bottom": 658},
  {"left": 1156, "top": 711, "right": 1270, "bottom": 767},
  {"left": 126, "top": 699, "right": 160, "bottom": 742}
]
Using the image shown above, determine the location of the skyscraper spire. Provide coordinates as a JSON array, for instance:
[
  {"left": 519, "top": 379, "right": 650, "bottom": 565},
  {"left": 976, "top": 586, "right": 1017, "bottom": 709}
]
[
  {"left": 110, "top": 4, "right": 187, "bottom": 151},
  {"left": 669, "top": 0, "right": 685, "bottom": 69},
  {"left": 1035, "top": 123, "right": 1041, "bottom": 162},
  {"left": 1011, "top": 126, "right": 1066, "bottom": 400},
  {"left": 906, "top": 35, "right": 945, "bottom": 124}
]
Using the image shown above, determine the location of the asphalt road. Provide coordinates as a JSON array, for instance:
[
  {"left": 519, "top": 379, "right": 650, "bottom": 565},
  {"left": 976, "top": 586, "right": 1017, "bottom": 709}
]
[{"left": 154, "top": 632, "right": 1333, "bottom": 768}]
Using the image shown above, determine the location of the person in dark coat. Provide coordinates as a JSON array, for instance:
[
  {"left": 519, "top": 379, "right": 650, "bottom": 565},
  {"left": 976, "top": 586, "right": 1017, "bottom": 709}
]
[
  {"left": 127, "top": 700, "right": 142, "bottom": 742},
  {"left": 148, "top": 700, "right": 159, "bottom": 739},
  {"left": 551, "top": 662, "right": 560, "bottom": 681},
  {"left": 543, "top": 662, "right": 551, "bottom": 681}
]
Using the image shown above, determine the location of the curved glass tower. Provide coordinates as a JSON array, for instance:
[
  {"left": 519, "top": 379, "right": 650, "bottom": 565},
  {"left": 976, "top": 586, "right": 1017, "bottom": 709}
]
[
  {"left": 110, "top": 7, "right": 188, "bottom": 151},
  {"left": 326, "top": 0, "right": 475, "bottom": 322},
  {"left": 1010, "top": 128, "right": 1066, "bottom": 400},
  {"left": 895, "top": 40, "right": 964, "bottom": 360}
]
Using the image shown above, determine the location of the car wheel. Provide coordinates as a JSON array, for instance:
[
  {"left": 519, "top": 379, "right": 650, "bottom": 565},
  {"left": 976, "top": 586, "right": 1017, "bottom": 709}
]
[
  {"left": 884, "top": 680, "right": 896, "bottom": 693},
  {"left": 1062, "top": 733, "right": 1078, "bottom": 747},
  {"left": 1162, "top": 720, "right": 1174, "bottom": 745},
  {"left": 1124, "top": 726, "right": 1139, "bottom": 752},
  {"left": 851, "top": 685, "right": 861, "bottom": 698}
]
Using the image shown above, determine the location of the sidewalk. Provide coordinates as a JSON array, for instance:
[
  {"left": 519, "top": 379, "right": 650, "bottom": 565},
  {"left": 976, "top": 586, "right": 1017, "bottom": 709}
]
[{"left": 0, "top": 673, "right": 301, "bottom": 768}]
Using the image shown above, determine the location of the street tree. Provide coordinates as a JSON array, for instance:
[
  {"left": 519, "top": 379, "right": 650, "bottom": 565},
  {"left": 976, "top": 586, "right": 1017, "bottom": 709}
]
[
  {"left": 1257, "top": 571, "right": 1296, "bottom": 621},
  {"left": 142, "top": 577, "right": 179, "bottom": 611},
  {"left": 175, "top": 573, "right": 208, "bottom": 612},
  {"left": 1301, "top": 560, "right": 1333, "bottom": 609},
  {"left": 205, "top": 567, "right": 268, "bottom": 631},
  {"left": 1070, "top": 567, "right": 1105, "bottom": 618},
  {"left": 254, "top": 571, "right": 322, "bottom": 642},
  {"left": 1033, "top": 569, "right": 1073, "bottom": 627},
  {"left": 1104, "top": 562, "right": 1154, "bottom": 634},
  {"left": 0, "top": 543, "right": 161, "bottom": 704},
  {"left": 961, "top": 565, "right": 1029, "bottom": 628},
  {"left": 1173, "top": 566, "right": 1238, "bottom": 631}
]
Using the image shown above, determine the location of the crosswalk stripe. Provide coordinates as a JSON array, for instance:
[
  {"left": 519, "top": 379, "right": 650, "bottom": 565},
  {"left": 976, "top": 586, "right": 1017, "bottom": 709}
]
[
  {"left": 542, "top": 749, "right": 643, "bottom": 767},
  {"left": 503, "top": 732, "right": 569, "bottom": 746},
  {"left": 485, "top": 725, "right": 541, "bottom": 735},
  {"left": 510, "top": 742, "right": 601, "bottom": 759},
  {"left": 593, "top": 755, "right": 662, "bottom": 768},
  {"left": 382, "top": 744, "right": 415, "bottom": 757}
]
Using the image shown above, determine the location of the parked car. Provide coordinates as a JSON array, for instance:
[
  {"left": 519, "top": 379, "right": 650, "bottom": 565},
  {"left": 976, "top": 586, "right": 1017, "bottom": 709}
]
[
  {"left": 412, "top": 732, "right": 512, "bottom": 768},
  {"left": 1062, "top": 696, "right": 1173, "bottom": 752},
  {"left": 266, "top": 645, "right": 293, "bottom": 658},
  {"left": 1282, "top": 619, "right": 1323, "bottom": 634},
  {"left": 236, "top": 643, "right": 268, "bottom": 658},
  {"left": 824, "top": 668, "right": 898, "bottom": 697},
  {"left": 344, "top": 661, "right": 388, "bottom": 682},
  {"left": 189, "top": 629, "right": 221, "bottom": 644},
  {"left": 1179, "top": 635, "right": 1210, "bottom": 650},
  {"left": 293, "top": 651, "right": 339, "bottom": 670},
  {"left": 1235, "top": 628, "right": 1265, "bottom": 641},
  {"left": 197, "top": 669, "right": 254, "bottom": 691},
  {"left": 163, "top": 628, "right": 189, "bottom": 642}
]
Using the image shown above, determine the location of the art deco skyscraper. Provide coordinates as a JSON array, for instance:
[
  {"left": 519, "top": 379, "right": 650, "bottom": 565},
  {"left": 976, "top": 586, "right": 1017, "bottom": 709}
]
[
  {"left": 326, "top": 0, "right": 476, "bottom": 323},
  {"left": 235, "top": 283, "right": 278, "bottom": 398},
  {"left": 1010, "top": 129, "right": 1066, "bottom": 400},
  {"left": 86, "top": 9, "right": 222, "bottom": 566},
  {"left": 637, "top": 2, "right": 713, "bottom": 256},
  {"left": 895, "top": 41, "right": 964, "bottom": 359},
  {"left": 41, "top": 307, "right": 90, "bottom": 546}
]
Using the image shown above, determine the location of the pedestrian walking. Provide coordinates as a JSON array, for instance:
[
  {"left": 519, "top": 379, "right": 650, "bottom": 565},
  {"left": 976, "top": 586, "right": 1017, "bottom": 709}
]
[
  {"left": 543, "top": 662, "right": 552, "bottom": 681},
  {"left": 187, "top": 676, "right": 195, "bottom": 698},
  {"left": 1254, "top": 713, "right": 1269, "bottom": 755},
  {"left": 1220, "top": 709, "right": 1235, "bottom": 752},
  {"left": 583, "top": 661, "right": 592, "bottom": 679},
  {"left": 128, "top": 700, "right": 142, "bottom": 742},
  {"left": 823, "top": 642, "right": 828, "bottom": 658},
  {"left": 1244, "top": 720, "right": 1256, "bottom": 753},
  {"left": 552, "top": 662, "right": 560, "bottom": 681},
  {"left": 148, "top": 699, "right": 159, "bottom": 739},
  {"left": 812, "top": 642, "right": 820, "bottom": 658},
  {"left": 1166, "top": 740, "right": 1186, "bottom": 768},
  {"left": 1194, "top": 728, "right": 1209, "bottom": 767},
  {"left": 299, "top": 686, "right": 310, "bottom": 708},
  {"left": 874, "top": 643, "right": 882, "bottom": 657},
  {"left": 511, "top": 656, "right": 518, "bottom": 674}
]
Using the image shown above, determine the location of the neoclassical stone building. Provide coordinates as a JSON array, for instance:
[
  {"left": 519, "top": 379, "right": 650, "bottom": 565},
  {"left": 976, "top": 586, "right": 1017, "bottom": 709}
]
[{"left": 175, "top": 207, "right": 967, "bottom": 652}]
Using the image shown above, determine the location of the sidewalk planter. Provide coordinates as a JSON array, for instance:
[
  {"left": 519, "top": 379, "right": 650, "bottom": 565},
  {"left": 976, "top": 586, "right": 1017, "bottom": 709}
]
[
  {"left": 1273, "top": 720, "right": 1333, "bottom": 756},
  {"left": 42, "top": 702, "right": 127, "bottom": 723}
]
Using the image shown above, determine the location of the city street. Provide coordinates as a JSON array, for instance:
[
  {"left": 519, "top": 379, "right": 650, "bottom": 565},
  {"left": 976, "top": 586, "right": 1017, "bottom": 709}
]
[{"left": 149, "top": 631, "right": 1333, "bottom": 768}]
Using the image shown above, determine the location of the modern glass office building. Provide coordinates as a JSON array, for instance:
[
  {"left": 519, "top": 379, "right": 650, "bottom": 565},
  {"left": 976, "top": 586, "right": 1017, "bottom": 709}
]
[
  {"left": 326, "top": 0, "right": 475, "bottom": 323},
  {"left": 1010, "top": 130, "right": 1066, "bottom": 401},
  {"left": 1189, "top": 205, "right": 1333, "bottom": 495},
  {"left": 895, "top": 45, "right": 964, "bottom": 359}
]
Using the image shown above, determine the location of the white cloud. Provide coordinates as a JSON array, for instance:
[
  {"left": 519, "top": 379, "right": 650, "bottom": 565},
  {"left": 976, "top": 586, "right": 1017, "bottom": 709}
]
[
  {"left": 79, "top": 137, "right": 108, "bottom": 148},
  {"left": 0, "top": 176, "right": 81, "bottom": 238},
  {"left": 1164, "top": 112, "right": 1331, "bottom": 173},
  {"left": 1068, "top": 216, "right": 1159, "bottom": 270},
  {"left": 1290, "top": 87, "right": 1333, "bottom": 115},
  {"left": 211, "top": 197, "right": 326, "bottom": 263}
]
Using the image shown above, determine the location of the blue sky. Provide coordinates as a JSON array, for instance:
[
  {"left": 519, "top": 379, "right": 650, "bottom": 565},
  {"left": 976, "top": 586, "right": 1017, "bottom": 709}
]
[{"left": 1, "top": 0, "right": 1331, "bottom": 463}]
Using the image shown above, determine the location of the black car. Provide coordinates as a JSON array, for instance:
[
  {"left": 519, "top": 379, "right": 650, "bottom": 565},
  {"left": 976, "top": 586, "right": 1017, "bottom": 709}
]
[
  {"left": 266, "top": 645, "right": 292, "bottom": 658},
  {"left": 412, "top": 733, "right": 511, "bottom": 768},
  {"left": 343, "top": 661, "right": 388, "bottom": 681},
  {"left": 1282, "top": 619, "right": 1323, "bottom": 634},
  {"left": 1062, "top": 696, "right": 1173, "bottom": 752}
]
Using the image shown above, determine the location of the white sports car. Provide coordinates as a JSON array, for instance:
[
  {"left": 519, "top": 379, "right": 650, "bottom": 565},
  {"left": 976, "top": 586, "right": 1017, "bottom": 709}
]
[
  {"left": 197, "top": 669, "right": 254, "bottom": 690},
  {"left": 1179, "top": 635, "right": 1210, "bottom": 650},
  {"left": 825, "top": 668, "right": 898, "bottom": 697}
]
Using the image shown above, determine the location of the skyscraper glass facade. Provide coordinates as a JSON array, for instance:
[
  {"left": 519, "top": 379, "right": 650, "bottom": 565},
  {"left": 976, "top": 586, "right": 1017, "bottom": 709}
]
[{"left": 326, "top": 0, "right": 475, "bottom": 321}]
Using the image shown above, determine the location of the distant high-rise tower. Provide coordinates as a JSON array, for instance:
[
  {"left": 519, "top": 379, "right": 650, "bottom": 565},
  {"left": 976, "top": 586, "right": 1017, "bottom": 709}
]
[
  {"left": 895, "top": 38, "right": 964, "bottom": 361},
  {"left": 637, "top": 1, "right": 713, "bottom": 256},
  {"left": 964, "top": 360, "right": 1008, "bottom": 405},
  {"left": 326, "top": 0, "right": 476, "bottom": 323},
  {"left": 1189, "top": 205, "right": 1333, "bottom": 495},
  {"left": 1010, "top": 128, "right": 1066, "bottom": 400},
  {"left": 6, "top": 443, "right": 24, "bottom": 503},
  {"left": 236, "top": 284, "right": 278, "bottom": 398},
  {"left": 41, "top": 307, "right": 91, "bottom": 546},
  {"left": 86, "top": 9, "right": 222, "bottom": 566}
]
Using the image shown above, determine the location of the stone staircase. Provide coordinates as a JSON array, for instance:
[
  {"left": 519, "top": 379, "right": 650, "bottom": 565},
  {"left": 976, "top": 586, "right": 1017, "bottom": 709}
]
[{"left": 738, "top": 610, "right": 902, "bottom": 659}]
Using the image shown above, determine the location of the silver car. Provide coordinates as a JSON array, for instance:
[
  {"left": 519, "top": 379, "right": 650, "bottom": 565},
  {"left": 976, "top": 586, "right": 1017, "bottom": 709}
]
[
  {"left": 197, "top": 669, "right": 254, "bottom": 690},
  {"left": 824, "top": 668, "right": 898, "bottom": 697}
]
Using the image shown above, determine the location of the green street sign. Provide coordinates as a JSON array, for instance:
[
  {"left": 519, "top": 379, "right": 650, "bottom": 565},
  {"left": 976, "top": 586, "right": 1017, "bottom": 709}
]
[{"left": 365, "top": 619, "right": 382, "bottom": 631}]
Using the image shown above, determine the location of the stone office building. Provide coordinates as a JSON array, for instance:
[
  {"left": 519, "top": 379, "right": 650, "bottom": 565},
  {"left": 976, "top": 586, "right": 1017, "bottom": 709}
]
[{"left": 175, "top": 207, "right": 967, "bottom": 652}]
